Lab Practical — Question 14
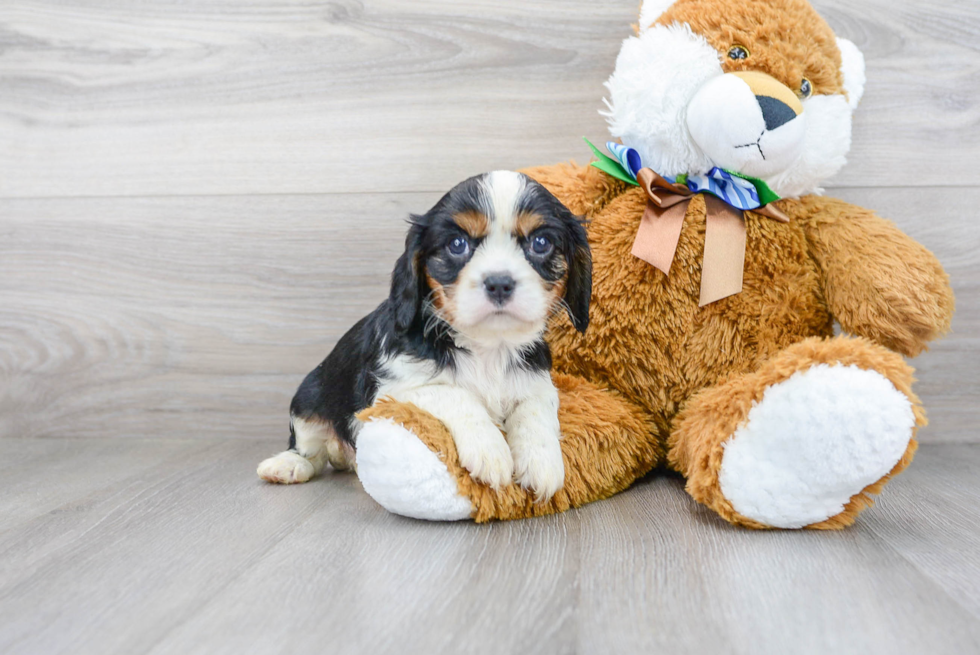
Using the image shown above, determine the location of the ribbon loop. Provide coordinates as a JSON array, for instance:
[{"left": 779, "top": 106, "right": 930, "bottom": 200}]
[
  {"left": 688, "top": 168, "right": 761, "bottom": 210},
  {"left": 630, "top": 167, "right": 785, "bottom": 306},
  {"left": 606, "top": 142, "right": 643, "bottom": 179},
  {"left": 636, "top": 168, "right": 692, "bottom": 208}
]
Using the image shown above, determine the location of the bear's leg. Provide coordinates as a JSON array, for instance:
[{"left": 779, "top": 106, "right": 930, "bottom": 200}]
[
  {"left": 355, "top": 373, "right": 661, "bottom": 522},
  {"left": 668, "top": 336, "right": 923, "bottom": 529}
]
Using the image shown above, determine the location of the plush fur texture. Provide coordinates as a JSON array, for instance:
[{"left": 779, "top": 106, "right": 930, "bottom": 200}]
[
  {"left": 604, "top": 22, "right": 723, "bottom": 179},
  {"left": 836, "top": 37, "right": 866, "bottom": 109},
  {"left": 356, "top": 417, "right": 473, "bottom": 521},
  {"left": 670, "top": 336, "right": 923, "bottom": 530},
  {"left": 638, "top": 0, "right": 676, "bottom": 31},
  {"left": 347, "top": 0, "right": 954, "bottom": 529},
  {"left": 717, "top": 363, "right": 916, "bottom": 529}
]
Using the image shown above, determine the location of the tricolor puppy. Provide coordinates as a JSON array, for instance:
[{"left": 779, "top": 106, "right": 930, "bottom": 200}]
[{"left": 257, "top": 171, "right": 591, "bottom": 502}]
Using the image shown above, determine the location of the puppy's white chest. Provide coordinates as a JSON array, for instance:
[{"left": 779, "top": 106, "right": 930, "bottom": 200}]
[
  {"left": 452, "top": 348, "right": 532, "bottom": 422},
  {"left": 376, "top": 346, "right": 550, "bottom": 427}
]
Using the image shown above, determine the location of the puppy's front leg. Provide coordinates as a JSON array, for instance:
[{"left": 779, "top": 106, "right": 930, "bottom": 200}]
[
  {"left": 505, "top": 379, "right": 564, "bottom": 502},
  {"left": 391, "top": 386, "right": 514, "bottom": 490}
]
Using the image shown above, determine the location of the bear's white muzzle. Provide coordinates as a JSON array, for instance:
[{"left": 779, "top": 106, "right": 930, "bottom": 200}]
[{"left": 687, "top": 71, "right": 807, "bottom": 179}]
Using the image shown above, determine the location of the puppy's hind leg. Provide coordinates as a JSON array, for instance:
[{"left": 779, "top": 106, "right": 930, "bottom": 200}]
[{"left": 257, "top": 417, "right": 355, "bottom": 484}]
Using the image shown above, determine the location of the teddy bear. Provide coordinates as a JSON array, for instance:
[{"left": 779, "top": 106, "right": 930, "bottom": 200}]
[{"left": 347, "top": 0, "right": 955, "bottom": 529}]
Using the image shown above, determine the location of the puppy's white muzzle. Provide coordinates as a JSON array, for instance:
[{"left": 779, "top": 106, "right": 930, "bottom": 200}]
[
  {"left": 687, "top": 71, "right": 806, "bottom": 179},
  {"left": 452, "top": 237, "right": 550, "bottom": 345}
]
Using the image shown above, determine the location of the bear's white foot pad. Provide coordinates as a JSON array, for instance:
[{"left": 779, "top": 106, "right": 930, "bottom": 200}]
[
  {"left": 719, "top": 364, "right": 915, "bottom": 529},
  {"left": 257, "top": 451, "right": 315, "bottom": 484},
  {"left": 356, "top": 418, "right": 473, "bottom": 521}
]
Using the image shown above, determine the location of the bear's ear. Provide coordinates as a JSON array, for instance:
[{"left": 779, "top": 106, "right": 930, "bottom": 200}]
[
  {"left": 638, "top": 0, "right": 677, "bottom": 33},
  {"left": 837, "top": 37, "right": 866, "bottom": 110}
]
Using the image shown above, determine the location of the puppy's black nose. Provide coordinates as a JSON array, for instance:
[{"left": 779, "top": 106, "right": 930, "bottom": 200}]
[
  {"left": 756, "top": 95, "right": 797, "bottom": 131},
  {"left": 483, "top": 274, "right": 516, "bottom": 305}
]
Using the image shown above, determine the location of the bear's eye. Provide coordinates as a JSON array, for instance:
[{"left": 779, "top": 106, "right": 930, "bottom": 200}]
[
  {"left": 799, "top": 78, "right": 813, "bottom": 99},
  {"left": 727, "top": 45, "right": 750, "bottom": 61}
]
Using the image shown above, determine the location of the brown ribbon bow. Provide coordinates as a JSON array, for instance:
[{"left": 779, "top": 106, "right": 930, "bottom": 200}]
[{"left": 630, "top": 168, "right": 790, "bottom": 306}]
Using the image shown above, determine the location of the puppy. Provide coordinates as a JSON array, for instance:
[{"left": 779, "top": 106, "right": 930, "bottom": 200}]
[{"left": 257, "top": 171, "right": 591, "bottom": 501}]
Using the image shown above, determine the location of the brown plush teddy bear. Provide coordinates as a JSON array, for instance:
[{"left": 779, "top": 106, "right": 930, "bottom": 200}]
[{"left": 347, "top": 0, "right": 955, "bottom": 529}]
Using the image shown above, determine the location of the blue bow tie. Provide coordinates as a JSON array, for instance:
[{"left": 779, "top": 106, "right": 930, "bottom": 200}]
[
  {"left": 583, "top": 137, "right": 790, "bottom": 306},
  {"left": 586, "top": 139, "right": 781, "bottom": 211}
]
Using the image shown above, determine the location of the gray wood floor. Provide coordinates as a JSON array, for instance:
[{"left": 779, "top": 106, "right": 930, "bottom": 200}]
[
  {"left": 2, "top": 0, "right": 979, "bottom": 653},
  {"left": 2, "top": 440, "right": 980, "bottom": 655}
]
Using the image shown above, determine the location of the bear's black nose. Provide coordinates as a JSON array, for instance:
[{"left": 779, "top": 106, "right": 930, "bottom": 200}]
[
  {"left": 483, "top": 274, "right": 516, "bottom": 305},
  {"left": 757, "top": 95, "right": 797, "bottom": 131}
]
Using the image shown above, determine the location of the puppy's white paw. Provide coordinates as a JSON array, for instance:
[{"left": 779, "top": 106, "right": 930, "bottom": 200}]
[
  {"left": 453, "top": 424, "right": 514, "bottom": 490},
  {"left": 257, "top": 451, "right": 315, "bottom": 484},
  {"left": 512, "top": 433, "right": 565, "bottom": 503}
]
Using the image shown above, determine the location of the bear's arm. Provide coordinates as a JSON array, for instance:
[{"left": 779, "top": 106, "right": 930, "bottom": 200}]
[
  {"left": 520, "top": 161, "right": 625, "bottom": 218},
  {"left": 795, "top": 196, "right": 954, "bottom": 358}
]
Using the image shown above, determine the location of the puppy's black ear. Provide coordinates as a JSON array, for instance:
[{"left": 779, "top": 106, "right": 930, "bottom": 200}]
[
  {"left": 390, "top": 220, "right": 426, "bottom": 331},
  {"left": 527, "top": 177, "right": 593, "bottom": 334},
  {"left": 563, "top": 213, "right": 592, "bottom": 333},
  {"left": 564, "top": 220, "right": 592, "bottom": 333}
]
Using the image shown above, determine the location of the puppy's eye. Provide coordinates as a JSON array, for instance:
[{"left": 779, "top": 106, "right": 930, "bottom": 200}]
[
  {"left": 799, "top": 78, "right": 813, "bottom": 99},
  {"left": 728, "top": 45, "right": 749, "bottom": 61},
  {"left": 447, "top": 236, "right": 470, "bottom": 257},
  {"left": 530, "top": 235, "right": 553, "bottom": 256}
]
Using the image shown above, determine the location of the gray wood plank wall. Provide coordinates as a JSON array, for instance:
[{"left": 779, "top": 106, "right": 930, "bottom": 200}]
[{"left": 1, "top": 0, "right": 977, "bottom": 444}]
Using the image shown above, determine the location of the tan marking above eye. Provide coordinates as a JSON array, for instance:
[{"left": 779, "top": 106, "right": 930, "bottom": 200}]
[
  {"left": 453, "top": 210, "right": 489, "bottom": 238},
  {"left": 515, "top": 211, "right": 545, "bottom": 238}
]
